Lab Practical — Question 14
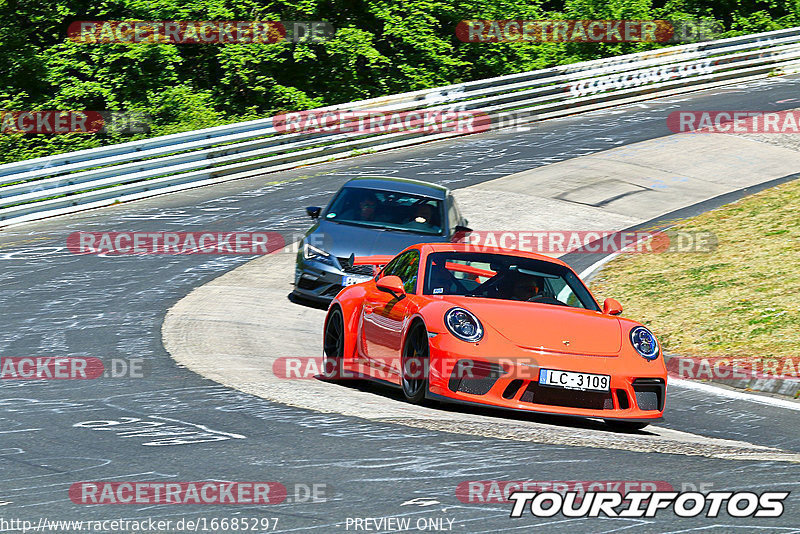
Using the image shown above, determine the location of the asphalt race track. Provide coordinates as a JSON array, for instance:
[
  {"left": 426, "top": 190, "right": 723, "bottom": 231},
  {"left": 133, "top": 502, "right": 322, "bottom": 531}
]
[{"left": 2, "top": 75, "right": 800, "bottom": 533}]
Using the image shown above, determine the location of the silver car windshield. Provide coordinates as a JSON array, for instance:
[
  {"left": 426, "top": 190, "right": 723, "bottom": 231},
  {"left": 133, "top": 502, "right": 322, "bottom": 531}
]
[{"left": 324, "top": 188, "right": 444, "bottom": 236}]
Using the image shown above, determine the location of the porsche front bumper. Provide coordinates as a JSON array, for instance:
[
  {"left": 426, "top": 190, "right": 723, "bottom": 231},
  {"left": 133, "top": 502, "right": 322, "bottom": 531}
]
[{"left": 424, "top": 335, "right": 667, "bottom": 422}]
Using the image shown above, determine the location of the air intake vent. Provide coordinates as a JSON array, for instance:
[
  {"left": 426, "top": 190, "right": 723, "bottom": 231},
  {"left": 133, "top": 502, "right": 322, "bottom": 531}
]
[
  {"left": 520, "top": 382, "right": 614, "bottom": 410},
  {"left": 448, "top": 360, "right": 504, "bottom": 395},
  {"left": 632, "top": 378, "right": 665, "bottom": 411},
  {"left": 502, "top": 379, "right": 524, "bottom": 399},
  {"left": 615, "top": 389, "right": 630, "bottom": 410}
]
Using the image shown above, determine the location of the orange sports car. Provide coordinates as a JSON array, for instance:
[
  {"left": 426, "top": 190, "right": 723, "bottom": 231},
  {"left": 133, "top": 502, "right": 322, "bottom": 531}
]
[{"left": 322, "top": 243, "right": 666, "bottom": 430}]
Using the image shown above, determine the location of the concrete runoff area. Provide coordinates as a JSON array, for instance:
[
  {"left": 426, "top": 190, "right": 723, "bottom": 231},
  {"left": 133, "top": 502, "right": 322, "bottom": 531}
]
[
  {"left": 162, "top": 132, "right": 800, "bottom": 461},
  {"left": 457, "top": 133, "right": 800, "bottom": 224}
]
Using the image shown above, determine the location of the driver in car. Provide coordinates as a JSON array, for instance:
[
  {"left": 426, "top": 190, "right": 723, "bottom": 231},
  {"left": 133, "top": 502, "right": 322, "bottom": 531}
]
[
  {"left": 497, "top": 271, "right": 545, "bottom": 301},
  {"left": 511, "top": 274, "right": 543, "bottom": 301},
  {"left": 358, "top": 193, "right": 378, "bottom": 221},
  {"left": 340, "top": 191, "right": 379, "bottom": 221}
]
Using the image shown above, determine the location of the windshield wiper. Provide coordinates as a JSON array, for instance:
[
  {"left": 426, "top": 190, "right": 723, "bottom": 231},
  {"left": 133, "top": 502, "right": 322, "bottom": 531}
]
[
  {"left": 330, "top": 220, "right": 385, "bottom": 230},
  {"left": 380, "top": 226, "right": 440, "bottom": 235},
  {"left": 331, "top": 219, "right": 440, "bottom": 235}
]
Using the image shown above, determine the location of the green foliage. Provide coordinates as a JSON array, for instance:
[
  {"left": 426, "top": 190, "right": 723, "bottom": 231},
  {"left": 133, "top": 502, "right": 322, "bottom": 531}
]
[{"left": 0, "top": 0, "right": 797, "bottom": 163}]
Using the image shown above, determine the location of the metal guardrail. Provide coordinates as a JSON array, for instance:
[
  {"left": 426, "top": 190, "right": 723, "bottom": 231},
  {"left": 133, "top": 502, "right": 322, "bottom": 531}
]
[{"left": 2, "top": 27, "right": 800, "bottom": 227}]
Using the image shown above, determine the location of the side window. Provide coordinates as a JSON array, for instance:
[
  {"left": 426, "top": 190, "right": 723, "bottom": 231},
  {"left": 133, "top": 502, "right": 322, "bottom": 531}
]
[
  {"left": 550, "top": 277, "right": 587, "bottom": 309},
  {"left": 383, "top": 250, "right": 420, "bottom": 294},
  {"left": 381, "top": 257, "right": 397, "bottom": 278}
]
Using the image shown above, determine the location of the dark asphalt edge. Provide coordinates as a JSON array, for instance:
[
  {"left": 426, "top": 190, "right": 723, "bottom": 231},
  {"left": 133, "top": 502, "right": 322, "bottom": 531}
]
[{"left": 562, "top": 170, "right": 800, "bottom": 401}]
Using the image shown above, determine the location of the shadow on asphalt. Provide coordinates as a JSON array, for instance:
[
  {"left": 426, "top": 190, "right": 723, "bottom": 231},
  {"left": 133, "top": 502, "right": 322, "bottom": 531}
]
[
  {"left": 316, "top": 375, "right": 656, "bottom": 436},
  {"left": 287, "top": 291, "right": 329, "bottom": 310}
]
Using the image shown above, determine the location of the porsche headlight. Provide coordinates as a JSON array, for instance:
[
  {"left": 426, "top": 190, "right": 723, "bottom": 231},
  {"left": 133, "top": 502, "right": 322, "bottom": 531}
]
[
  {"left": 445, "top": 307, "right": 483, "bottom": 343},
  {"left": 630, "top": 326, "right": 659, "bottom": 360},
  {"left": 303, "top": 242, "right": 335, "bottom": 266}
]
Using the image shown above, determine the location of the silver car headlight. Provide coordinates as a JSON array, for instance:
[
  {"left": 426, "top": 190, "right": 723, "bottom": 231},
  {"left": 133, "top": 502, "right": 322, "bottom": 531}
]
[
  {"left": 630, "top": 326, "right": 659, "bottom": 360},
  {"left": 303, "top": 242, "right": 335, "bottom": 266},
  {"left": 445, "top": 307, "right": 484, "bottom": 343}
]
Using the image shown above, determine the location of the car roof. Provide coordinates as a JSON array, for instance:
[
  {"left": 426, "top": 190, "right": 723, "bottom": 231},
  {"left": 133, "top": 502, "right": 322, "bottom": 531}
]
[
  {"left": 417, "top": 242, "right": 571, "bottom": 268},
  {"left": 342, "top": 176, "right": 448, "bottom": 200}
]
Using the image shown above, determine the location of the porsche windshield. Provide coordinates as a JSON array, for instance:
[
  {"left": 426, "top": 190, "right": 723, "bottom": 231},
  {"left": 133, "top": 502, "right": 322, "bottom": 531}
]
[
  {"left": 423, "top": 252, "right": 599, "bottom": 310},
  {"left": 324, "top": 187, "right": 444, "bottom": 235}
]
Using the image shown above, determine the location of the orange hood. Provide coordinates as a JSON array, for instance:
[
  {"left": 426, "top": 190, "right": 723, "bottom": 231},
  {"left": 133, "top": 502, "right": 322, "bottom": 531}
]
[{"left": 442, "top": 297, "right": 622, "bottom": 355}]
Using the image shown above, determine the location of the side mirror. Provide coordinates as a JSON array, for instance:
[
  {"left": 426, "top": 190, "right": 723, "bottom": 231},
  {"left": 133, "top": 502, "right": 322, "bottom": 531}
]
[
  {"left": 376, "top": 275, "right": 406, "bottom": 299},
  {"left": 603, "top": 298, "right": 623, "bottom": 316},
  {"left": 454, "top": 225, "right": 472, "bottom": 233},
  {"left": 306, "top": 206, "right": 322, "bottom": 219}
]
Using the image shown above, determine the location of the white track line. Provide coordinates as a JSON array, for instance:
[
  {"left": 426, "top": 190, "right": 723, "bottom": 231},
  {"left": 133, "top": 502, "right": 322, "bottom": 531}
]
[
  {"left": 577, "top": 233, "right": 655, "bottom": 281},
  {"left": 670, "top": 378, "right": 800, "bottom": 411}
]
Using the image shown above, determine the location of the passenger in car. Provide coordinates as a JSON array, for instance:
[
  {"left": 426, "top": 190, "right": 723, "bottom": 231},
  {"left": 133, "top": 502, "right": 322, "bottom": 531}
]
[{"left": 406, "top": 202, "right": 439, "bottom": 231}]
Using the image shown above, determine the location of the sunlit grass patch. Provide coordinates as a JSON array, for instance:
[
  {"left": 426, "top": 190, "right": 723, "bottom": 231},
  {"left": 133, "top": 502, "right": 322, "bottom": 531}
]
[{"left": 590, "top": 179, "right": 800, "bottom": 362}]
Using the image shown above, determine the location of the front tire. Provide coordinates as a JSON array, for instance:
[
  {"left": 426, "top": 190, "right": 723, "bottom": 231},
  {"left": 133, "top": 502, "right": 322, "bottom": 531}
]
[
  {"left": 322, "top": 308, "right": 345, "bottom": 380},
  {"left": 401, "top": 323, "right": 429, "bottom": 404}
]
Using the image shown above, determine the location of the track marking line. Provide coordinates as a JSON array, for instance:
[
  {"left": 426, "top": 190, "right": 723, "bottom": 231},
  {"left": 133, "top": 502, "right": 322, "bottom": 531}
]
[{"left": 670, "top": 378, "right": 800, "bottom": 411}]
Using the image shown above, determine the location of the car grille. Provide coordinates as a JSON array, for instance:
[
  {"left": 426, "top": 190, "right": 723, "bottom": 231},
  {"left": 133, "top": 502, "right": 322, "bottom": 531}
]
[
  {"left": 519, "top": 381, "right": 614, "bottom": 410},
  {"left": 337, "top": 259, "right": 375, "bottom": 276},
  {"left": 297, "top": 278, "right": 322, "bottom": 290}
]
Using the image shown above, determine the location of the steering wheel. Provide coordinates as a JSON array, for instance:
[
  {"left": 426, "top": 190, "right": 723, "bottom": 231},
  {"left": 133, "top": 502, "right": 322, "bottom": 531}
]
[
  {"left": 465, "top": 274, "right": 504, "bottom": 298},
  {"left": 448, "top": 276, "right": 471, "bottom": 295}
]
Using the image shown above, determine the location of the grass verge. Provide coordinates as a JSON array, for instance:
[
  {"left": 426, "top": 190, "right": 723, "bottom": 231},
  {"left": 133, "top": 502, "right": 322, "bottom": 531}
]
[{"left": 590, "top": 179, "right": 800, "bottom": 363}]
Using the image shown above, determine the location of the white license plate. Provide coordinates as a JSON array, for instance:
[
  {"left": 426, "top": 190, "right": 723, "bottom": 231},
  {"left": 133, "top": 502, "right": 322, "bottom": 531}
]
[
  {"left": 539, "top": 368, "right": 610, "bottom": 392},
  {"left": 343, "top": 274, "right": 372, "bottom": 286}
]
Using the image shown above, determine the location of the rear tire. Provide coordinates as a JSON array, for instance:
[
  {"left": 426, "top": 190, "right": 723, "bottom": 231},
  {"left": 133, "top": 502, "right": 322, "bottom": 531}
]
[
  {"left": 604, "top": 419, "right": 649, "bottom": 431},
  {"left": 401, "top": 323, "right": 429, "bottom": 404},
  {"left": 322, "top": 308, "right": 345, "bottom": 380}
]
